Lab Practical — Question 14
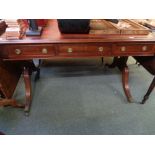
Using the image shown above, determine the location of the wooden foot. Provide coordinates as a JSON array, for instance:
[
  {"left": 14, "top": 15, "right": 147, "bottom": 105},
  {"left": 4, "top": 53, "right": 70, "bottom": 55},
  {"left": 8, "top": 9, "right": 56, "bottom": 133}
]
[
  {"left": 141, "top": 77, "right": 155, "bottom": 104},
  {"left": 23, "top": 67, "right": 32, "bottom": 115},
  {"left": 122, "top": 66, "right": 134, "bottom": 103},
  {"left": 0, "top": 99, "right": 24, "bottom": 108}
]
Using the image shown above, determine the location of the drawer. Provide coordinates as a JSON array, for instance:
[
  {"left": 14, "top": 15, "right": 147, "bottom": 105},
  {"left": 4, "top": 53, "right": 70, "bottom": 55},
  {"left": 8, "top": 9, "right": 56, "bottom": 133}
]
[
  {"left": 57, "top": 44, "right": 111, "bottom": 57},
  {"left": 8, "top": 45, "right": 56, "bottom": 58},
  {"left": 113, "top": 44, "right": 154, "bottom": 55},
  {"left": 86, "top": 44, "right": 111, "bottom": 56}
]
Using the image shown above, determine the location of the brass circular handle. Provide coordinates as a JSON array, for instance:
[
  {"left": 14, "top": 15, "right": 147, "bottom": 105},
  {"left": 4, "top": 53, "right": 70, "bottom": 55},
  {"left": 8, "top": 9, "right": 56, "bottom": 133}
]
[
  {"left": 67, "top": 48, "right": 73, "bottom": 53},
  {"left": 121, "top": 46, "right": 126, "bottom": 52},
  {"left": 142, "top": 46, "right": 147, "bottom": 51},
  {"left": 15, "top": 49, "right": 22, "bottom": 55},
  {"left": 98, "top": 47, "right": 103, "bottom": 52},
  {"left": 42, "top": 48, "right": 48, "bottom": 54}
]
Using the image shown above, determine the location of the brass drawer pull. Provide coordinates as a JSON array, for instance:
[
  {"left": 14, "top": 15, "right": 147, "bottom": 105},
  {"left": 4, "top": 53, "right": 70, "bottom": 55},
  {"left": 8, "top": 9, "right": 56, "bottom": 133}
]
[
  {"left": 142, "top": 46, "right": 147, "bottom": 51},
  {"left": 15, "top": 49, "right": 22, "bottom": 55},
  {"left": 121, "top": 46, "right": 126, "bottom": 52},
  {"left": 98, "top": 47, "right": 103, "bottom": 52},
  {"left": 42, "top": 48, "right": 48, "bottom": 54},
  {"left": 67, "top": 48, "right": 73, "bottom": 53}
]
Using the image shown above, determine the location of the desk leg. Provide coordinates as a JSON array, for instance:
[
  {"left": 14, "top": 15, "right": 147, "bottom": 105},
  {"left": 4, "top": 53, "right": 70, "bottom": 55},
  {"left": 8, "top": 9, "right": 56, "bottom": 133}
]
[
  {"left": 122, "top": 66, "right": 134, "bottom": 103},
  {"left": 23, "top": 67, "right": 32, "bottom": 116},
  {"left": 22, "top": 60, "right": 40, "bottom": 115},
  {"left": 106, "top": 57, "right": 134, "bottom": 102},
  {"left": 0, "top": 60, "right": 40, "bottom": 114},
  {"left": 117, "top": 57, "right": 134, "bottom": 103},
  {"left": 141, "top": 77, "right": 155, "bottom": 104}
]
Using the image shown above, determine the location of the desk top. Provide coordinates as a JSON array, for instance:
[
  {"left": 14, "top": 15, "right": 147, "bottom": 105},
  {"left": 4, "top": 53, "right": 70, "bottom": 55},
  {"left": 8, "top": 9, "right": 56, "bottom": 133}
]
[{"left": 1, "top": 20, "right": 155, "bottom": 45}]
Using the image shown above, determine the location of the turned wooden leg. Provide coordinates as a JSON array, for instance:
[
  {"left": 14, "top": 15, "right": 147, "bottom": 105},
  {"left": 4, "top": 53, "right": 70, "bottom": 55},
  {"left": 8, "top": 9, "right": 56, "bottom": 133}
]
[
  {"left": 0, "top": 99, "right": 24, "bottom": 108},
  {"left": 105, "top": 57, "right": 134, "bottom": 102},
  {"left": 105, "top": 56, "right": 134, "bottom": 103},
  {"left": 23, "top": 67, "right": 32, "bottom": 116},
  {"left": 122, "top": 66, "right": 134, "bottom": 103},
  {"left": 21, "top": 60, "right": 40, "bottom": 115},
  {"left": 141, "top": 77, "right": 155, "bottom": 104}
]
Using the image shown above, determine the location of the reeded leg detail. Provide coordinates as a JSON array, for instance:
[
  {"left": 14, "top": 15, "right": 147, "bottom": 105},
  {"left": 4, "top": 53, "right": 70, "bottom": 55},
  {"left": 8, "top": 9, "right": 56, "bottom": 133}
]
[
  {"left": 23, "top": 67, "right": 32, "bottom": 115},
  {"left": 122, "top": 66, "right": 134, "bottom": 103}
]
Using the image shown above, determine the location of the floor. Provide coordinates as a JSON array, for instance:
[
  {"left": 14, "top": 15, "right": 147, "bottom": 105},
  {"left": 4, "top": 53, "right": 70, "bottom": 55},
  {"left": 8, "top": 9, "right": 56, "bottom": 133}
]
[{"left": 0, "top": 57, "right": 155, "bottom": 135}]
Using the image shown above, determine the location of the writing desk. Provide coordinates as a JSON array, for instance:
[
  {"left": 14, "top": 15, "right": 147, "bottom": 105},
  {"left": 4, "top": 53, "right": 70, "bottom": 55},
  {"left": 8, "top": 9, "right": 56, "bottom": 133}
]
[{"left": 0, "top": 20, "right": 155, "bottom": 115}]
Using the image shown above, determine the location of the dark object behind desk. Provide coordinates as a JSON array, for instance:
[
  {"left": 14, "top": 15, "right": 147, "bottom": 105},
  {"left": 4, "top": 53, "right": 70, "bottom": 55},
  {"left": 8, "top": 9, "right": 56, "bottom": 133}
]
[
  {"left": 57, "top": 19, "right": 90, "bottom": 34},
  {"left": 133, "top": 56, "right": 155, "bottom": 75},
  {"left": 0, "top": 20, "right": 7, "bottom": 36},
  {"left": 105, "top": 19, "right": 119, "bottom": 24}
]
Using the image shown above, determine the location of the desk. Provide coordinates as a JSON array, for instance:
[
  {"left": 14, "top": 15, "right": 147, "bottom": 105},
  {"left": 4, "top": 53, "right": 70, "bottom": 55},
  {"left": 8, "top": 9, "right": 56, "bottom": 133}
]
[{"left": 0, "top": 20, "right": 155, "bottom": 115}]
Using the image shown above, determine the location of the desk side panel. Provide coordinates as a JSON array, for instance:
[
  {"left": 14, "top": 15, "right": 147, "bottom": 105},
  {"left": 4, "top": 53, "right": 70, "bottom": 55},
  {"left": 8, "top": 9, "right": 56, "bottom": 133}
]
[{"left": 0, "top": 60, "right": 22, "bottom": 98}]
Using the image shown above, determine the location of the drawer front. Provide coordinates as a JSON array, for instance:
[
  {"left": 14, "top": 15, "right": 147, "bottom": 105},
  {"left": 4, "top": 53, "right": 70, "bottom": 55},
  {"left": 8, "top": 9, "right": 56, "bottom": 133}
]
[
  {"left": 57, "top": 44, "right": 111, "bottom": 57},
  {"left": 8, "top": 45, "right": 56, "bottom": 58},
  {"left": 86, "top": 44, "right": 111, "bottom": 56},
  {"left": 113, "top": 44, "right": 154, "bottom": 55}
]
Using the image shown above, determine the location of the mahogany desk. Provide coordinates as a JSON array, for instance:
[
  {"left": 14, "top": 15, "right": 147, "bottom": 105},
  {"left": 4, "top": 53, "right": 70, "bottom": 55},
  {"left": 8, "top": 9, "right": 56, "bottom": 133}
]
[{"left": 0, "top": 20, "right": 155, "bottom": 115}]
